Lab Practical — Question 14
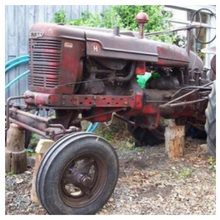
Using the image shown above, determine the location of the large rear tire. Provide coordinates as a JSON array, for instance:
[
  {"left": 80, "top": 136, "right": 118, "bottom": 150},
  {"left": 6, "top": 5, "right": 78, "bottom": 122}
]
[
  {"left": 205, "top": 81, "right": 216, "bottom": 157},
  {"left": 128, "top": 124, "right": 164, "bottom": 146},
  {"left": 36, "top": 132, "right": 119, "bottom": 215}
]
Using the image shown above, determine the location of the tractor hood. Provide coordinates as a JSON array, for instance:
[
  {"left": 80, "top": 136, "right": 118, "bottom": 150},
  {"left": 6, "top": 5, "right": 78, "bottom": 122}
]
[{"left": 30, "top": 22, "right": 189, "bottom": 67}]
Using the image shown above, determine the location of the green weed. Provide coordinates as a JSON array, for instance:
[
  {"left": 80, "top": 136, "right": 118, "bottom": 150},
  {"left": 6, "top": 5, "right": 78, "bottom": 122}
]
[
  {"left": 208, "top": 157, "right": 216, "bottom": 178},
  {"left": 174, "top": 168, "right": 193, "bottom": 179},
  {"left": 7, "top": 170, "right": 15, "bottom": 175}
]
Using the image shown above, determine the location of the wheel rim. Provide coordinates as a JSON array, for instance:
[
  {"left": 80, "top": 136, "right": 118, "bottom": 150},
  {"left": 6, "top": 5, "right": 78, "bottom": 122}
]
[{"left": 59, "top": 152, "right": 107, "bottom": 208}]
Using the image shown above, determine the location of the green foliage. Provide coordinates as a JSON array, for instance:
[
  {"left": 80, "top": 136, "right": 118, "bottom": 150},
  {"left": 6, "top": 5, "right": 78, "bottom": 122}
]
[
  {"left": 26, "top": 150, "right": 36, "bottom": 157},
  {"left": 114, "top": 5, "right": 172, "bottom": 31},
  {"left": 179, "top": 168, "right": 193, "bottom": 179},
  {"left": 134, "top": 147, "right": 144, "bottom": 152},
  {"left": 208, "top": 157, "right": 216, "bottom": 178},
  {"left": 30, "top": 133, "right": 41, "bottom": 145},
  {"left": 174, "top": 168, "right": 193, "bottom": 179},
  {"left": 53, "top": 5, "right": 175, "bottom": 43},
  {"left": 67, "top": 8, "right": 123, "bottom": 29},
  {"left": 52, "top": 9, "right": 66, "bottom": 23},
  {"left": 7, "top": 170, "right": 15, "bottom": 175}
]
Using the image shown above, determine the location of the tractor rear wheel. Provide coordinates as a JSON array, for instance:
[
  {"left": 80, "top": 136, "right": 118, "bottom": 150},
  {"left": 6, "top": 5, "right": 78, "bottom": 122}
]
[
  {"left": 128, "top": 124, "right": 164, "bottom": 146},
  {"left": 205, "top": 81, "right": 216, "bottom": 157},
  {"left": 36, "top": 132, "right": 119, "bottom": 215}
]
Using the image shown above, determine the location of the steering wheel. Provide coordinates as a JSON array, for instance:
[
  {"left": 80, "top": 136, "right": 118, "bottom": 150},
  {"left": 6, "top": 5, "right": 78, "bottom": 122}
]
[{"left": 190, "top": 8, "right": 216, "bottom": 44}]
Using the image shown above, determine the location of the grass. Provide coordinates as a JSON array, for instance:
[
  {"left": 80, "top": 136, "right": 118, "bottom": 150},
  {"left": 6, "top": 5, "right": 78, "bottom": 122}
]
[
  {"left": 178, "top": 168, "right": 193, "bottom": 179},
  {"left": 173, "top": 168, "right": 193, "bottom": 179},
  {"left": 7, "top": 170, "right": 15, "bottom": 175},
  {"left": 208, "top": 157, "right": 216, "bottom": 178}
]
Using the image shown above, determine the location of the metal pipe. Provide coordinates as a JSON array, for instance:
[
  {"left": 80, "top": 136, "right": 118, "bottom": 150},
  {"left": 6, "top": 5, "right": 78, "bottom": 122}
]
[
  {"left": 115, "top": 61, "right": 136, "bottom": 82},
  {"left": 162, "top": 98, "right": 206, "bottom": 108},
  {"left": 160, "top": 89, "right": 198, "bottom": 109},
  {"left": 114, "top": 113, "right": 135, "bottom": 126},
  {"left": 144, "top": 23, "right": 214, "bottom": 37},
  {"left": 9, "top": 107, "right": 48, "bottom": 123},
  {"left": 148, "top": 108, "right": 161, "bottom": 130},
  {"left": 9, "top": 117, "right": 47, "bottom": 137},
  {"left": 49, "top": 124, "right": 66, "bottom": 132},
  {"left": 171, "top": 82, "right": 213, "bottom": 98},
  {"left": 6, "top": 96, "right": 27, "bottom": 130}
]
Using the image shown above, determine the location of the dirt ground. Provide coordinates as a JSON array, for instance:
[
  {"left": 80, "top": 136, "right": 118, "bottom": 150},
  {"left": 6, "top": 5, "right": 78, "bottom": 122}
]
[
  {"left": 5, "top": 134, "right": 216, "bottom": 215},
  {"left": 98, "top": 137, "right": 216, "bottom": 215}
]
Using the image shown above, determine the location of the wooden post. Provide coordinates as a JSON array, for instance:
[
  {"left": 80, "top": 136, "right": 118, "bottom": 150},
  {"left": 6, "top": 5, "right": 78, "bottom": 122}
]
[
  {"left": 165, "top": 119, "right": 185, "bottom": 160},
  {"left": 5, "top": 123, "right": 27, "bottom": 174},
  {"left": 31, "top": 139, "right": 54, "bottom": 204}
]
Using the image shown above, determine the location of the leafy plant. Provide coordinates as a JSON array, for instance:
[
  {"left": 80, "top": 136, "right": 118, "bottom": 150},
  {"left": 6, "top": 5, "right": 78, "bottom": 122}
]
[
  {"left": 208, "top": 157, "right": 216, "bottom": 178},
  {"left": 26, "top": 150, "right": 36, "bottom": 157},
  {"left": 118, "top": 145, "right": 127, "bottom": 151},
  {"left": 134, "top": 147, "right": 143, "bottom": 152},
  {"left": 67, "top": 8, "right": 123, "bottom": 29},
  {"left": 179, "top": 168, "right": 193, "bottom": 179},
  {"left": 52, "top": 9, "right": 66, "bottom": 23},
  {"left": 52, "top": 5, "right": 175, "bottom": 43},
  {"left": 7, "top": 170, "right": 15, "bottom": 175},
  {"left": 174, "top": 168, "right": 193, "bottom": 179},
  {"left": 113, "top": 5, "right": 174, "bottom": 42}
]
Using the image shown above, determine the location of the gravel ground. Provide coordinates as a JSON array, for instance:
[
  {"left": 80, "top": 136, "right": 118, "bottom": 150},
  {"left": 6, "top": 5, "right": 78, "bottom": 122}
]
[{"left": 5, "top": 137, "right": 216, "bottom": 215}]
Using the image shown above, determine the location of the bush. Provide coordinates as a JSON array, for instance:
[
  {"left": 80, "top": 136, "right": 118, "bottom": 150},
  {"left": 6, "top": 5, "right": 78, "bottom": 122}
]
[{"left": 53, "top": 5, "right": 175, "bottom": 43}]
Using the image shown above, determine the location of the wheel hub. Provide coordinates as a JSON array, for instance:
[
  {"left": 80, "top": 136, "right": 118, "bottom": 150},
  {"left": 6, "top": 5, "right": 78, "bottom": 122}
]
[{"left": 79, "top": 175, "right": 92, "bottom": 187}]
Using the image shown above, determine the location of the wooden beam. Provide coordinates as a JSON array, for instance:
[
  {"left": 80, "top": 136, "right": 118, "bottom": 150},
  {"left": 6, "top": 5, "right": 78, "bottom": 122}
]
[
  {"left": 5, "top": 123, "right": 27, "bottom": 174},
  {"left": 31, "top": 139, "right": 54, "bottom": 204},
  {"left": 165, "top": 119, "right": 185, "bottom": 160}
]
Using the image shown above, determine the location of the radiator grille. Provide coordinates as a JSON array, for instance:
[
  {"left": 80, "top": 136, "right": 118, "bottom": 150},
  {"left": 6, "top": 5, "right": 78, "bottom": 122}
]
[{"left": 29, "top": 39, "right": 62, "bottom": 88}]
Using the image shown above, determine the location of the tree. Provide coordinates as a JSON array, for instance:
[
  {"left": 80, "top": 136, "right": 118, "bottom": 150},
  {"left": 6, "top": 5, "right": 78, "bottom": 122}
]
[{"left": 53, "top": 5, "right": 175, "bottom": 43}]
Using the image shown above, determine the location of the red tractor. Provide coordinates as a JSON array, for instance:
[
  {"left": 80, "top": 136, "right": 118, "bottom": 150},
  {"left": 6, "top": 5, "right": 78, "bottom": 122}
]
[{"left": 6, "top": 8, "right": 216, "bottom": 214}]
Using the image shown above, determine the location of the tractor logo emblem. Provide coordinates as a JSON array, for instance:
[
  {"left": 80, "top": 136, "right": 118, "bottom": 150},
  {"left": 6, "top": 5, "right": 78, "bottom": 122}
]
[{"left": 91, "top": 43, "right": 100, "bottom": 53}]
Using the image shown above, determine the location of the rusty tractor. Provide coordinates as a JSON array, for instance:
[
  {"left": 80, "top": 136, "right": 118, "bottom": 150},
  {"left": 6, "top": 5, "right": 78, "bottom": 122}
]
[{"left": 6, "top": 8, "right": 216, "bottom": 214}]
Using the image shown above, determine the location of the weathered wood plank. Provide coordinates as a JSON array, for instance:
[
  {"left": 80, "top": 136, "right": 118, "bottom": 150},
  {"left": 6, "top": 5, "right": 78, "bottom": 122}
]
[
  {"left": 5, "top": 123, "right": 27, "bottom": 174},
  {"left": 5, "top": 5, "right": 109, "bottom": 100},
  {"left": 31, "top": 139, "right": 54, "bottom": 204},
  {"left": 165, "top": 119, "right": 185, "bottom": 160}
]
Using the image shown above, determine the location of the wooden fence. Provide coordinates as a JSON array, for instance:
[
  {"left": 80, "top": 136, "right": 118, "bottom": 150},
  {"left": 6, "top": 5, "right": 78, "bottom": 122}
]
[{"left": 5, "top": 5, "right": 110, "bottom": 100}]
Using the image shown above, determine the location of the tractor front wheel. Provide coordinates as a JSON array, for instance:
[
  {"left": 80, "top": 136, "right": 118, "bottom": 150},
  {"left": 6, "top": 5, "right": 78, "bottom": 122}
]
[{"left": 36, "top": 132, "right": 119, "bottom": 215}]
